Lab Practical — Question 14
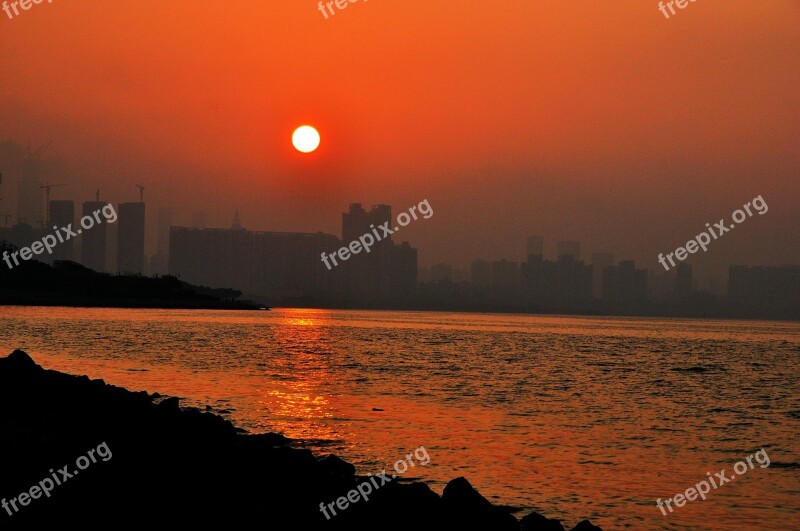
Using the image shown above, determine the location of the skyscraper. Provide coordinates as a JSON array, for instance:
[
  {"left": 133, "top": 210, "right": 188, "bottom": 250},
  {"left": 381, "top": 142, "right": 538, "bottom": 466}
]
[
  {"left": 591, "top": 252, "right": 615, "bottom": 299},
  {"left": 81, "top": 199, "right": 108, "bottom": 272},
  {"left": 150, "top": 207, "right": 173, "bottom": 275},
  {"left": 341, "top": 203, "right": 394, "bottom": 299},
  {"left": 117, "top": 202, "right": 145, "bottom": 274},
  {"left": 49, "top": 200, "right": 75, "bottom": 262},
  {"left": 342, "top": 203, "right": 393, "bottom": 244}
]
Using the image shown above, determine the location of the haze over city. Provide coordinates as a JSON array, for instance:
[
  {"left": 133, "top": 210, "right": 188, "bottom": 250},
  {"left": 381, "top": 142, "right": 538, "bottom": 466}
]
[{"left": 2, "top": 1, "right": 798, "bottom": 290}]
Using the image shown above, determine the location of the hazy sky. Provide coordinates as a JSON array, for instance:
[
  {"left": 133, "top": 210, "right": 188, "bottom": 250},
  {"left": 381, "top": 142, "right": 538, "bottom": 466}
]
[{"left": 1, "top": 0, "right": 798, "bottom": 280}]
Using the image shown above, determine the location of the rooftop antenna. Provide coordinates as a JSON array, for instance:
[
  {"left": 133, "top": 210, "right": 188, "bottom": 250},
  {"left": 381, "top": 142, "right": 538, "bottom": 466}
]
[{"left": 135, "top": 184, "right": 144, "bottom": 203}]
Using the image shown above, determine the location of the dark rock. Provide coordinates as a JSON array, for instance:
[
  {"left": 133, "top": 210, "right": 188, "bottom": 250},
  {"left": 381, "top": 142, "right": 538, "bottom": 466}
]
[
  {"left": 521, "top": 511, "right": 566, "bottom": 531},
  {"left": 157, "top": 396, "right": 181, "bottom": 412},
  {"left": 0, "top": 349, "right": 601, "bottom": 529},
  {"left": 442, "top": 477, "right": 520, "bottom": 530},
  {"left": 570, "top": 520, "right": 603, "bottom": 531},
  {"left": 240, "top": 432, "right": 291, "bottom": 448},
  {"left": 319, "top": 454, "right": 357, "bottom": 480},
  {"left": 5, "top": 348, "right": 39, "bottom": 371}
]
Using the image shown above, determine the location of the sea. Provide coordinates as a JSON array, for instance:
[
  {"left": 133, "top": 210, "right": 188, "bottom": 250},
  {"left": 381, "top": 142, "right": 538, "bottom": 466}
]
[{"left": 1, "top": 306, "right": 798, "bottom": 530}]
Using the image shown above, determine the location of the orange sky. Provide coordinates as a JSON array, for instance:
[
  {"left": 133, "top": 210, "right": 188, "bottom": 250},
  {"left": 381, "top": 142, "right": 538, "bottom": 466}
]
[{"left": 1, "top": 0, "right": 798, "bottom": 278}]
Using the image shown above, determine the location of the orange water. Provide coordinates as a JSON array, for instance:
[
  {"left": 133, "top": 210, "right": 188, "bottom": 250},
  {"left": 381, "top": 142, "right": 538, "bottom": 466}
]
[{"left": 1, "top": 306, "right": 798, "bottom": 529}]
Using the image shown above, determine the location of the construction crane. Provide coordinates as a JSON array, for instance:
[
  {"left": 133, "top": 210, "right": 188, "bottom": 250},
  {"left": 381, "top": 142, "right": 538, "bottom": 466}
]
[
  {"left": 40, "top": 183, "right": 68, "bottom": 227},
  {"left": 135, "top": 184, "right": 145, "bottom": 203}
]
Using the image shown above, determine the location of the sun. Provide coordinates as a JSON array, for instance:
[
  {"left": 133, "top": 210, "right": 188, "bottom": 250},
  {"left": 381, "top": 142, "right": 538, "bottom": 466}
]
[{"left": 292, "top": 125, "right": 320, "bottom": 153}]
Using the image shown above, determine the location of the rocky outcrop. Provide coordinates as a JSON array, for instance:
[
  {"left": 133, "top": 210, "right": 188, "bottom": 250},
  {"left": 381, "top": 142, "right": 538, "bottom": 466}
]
[{"left": 0, "top": 350, "right": 602, "bottom": 529}]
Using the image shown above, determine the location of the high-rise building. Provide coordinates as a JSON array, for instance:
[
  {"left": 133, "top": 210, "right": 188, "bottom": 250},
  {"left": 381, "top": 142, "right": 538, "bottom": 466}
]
[
  {"left": 557, "top": 240, "right": 581, "bottom": 260},
  {"left": 602, "top": 260, "right": 647, "bottom": 307},
  {"left": 48, "top": 200, "right": 75, "bottom": 262},
  {"left": 340, "top": 203, "right": 396, "bottom": 299},
  {"left": 342, "top": 203, "right": 393, "bottom": 244},
  {"left": 388, "top": 241, "right": 418, "bottom": 295},
  {"left": 81, "top": 200, "right": 108, "bottom": 272},
  {"left": 169, "top": 227, "right": 341, "bottom": 299},
  {"left": 117, "top": 202, "right": 145, "bottom": 274},
  {"left": 591, "top": 252, "right": 615, "bottom": 299},
  {"left": 168, "top": 203, "right": 418, "bottom": 303},
  {"left": 150, "top": 207, "right": 173, "bottom": 275}
]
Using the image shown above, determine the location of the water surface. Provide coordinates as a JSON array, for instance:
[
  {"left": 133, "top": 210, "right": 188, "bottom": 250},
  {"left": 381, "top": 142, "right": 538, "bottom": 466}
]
[{"left": 1, "top": 307, "right": 797, "bottom": 529}]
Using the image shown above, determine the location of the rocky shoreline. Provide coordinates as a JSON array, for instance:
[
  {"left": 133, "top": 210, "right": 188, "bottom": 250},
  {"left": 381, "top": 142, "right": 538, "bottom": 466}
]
[{"left": 0, "top": 350, "right": 602, "bottom": 529}]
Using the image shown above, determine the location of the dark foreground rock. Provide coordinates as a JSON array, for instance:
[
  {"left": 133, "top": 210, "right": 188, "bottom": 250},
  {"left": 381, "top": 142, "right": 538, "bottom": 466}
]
[{"left": 0, "top": 350, "right": 601, "bottom": 530}]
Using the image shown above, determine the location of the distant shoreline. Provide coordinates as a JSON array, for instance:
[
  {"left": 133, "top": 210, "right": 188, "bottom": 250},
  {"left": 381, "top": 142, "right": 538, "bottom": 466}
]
[
  {"left": 266, "top": 301, "right": 799, "bottom": 322},
  {"left": 0, "top": 297, "right": 266, "bottom": 310}
]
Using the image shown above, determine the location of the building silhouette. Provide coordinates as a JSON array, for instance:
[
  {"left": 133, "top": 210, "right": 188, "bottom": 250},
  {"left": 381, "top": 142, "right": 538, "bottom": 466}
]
[
  {"left": 117, "top": 202, "right": 145, "bottom": 274},
  {"left": 48, "top": 200, "right": 75, "bottom": 262},
  {"left": 602, "top": 260, "right": 647, "bottom": 308},
  {"left": 339, "top": 203, "right": 416, "bottom": 301},
  {"left": 521, "top": 240, "right": 591, "bottom": 310},
  {"left": 169, "top": 226, "right": 339, "bottom": 300},
  {"left": 80, "top": 199, "right": 108, "bottom": 272},
  {"left": 149, "top": 207, "right": 173, "bottom": 275},
  {"left": 591, "top": 253, "right": 615, "bottom": 299}
]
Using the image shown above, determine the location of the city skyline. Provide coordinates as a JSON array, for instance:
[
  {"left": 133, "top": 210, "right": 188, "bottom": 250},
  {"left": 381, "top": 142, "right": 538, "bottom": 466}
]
[
  {"left": 1, "top": 1, "right": 798, "bottom": 289},
  {"left": 0, "top": 172, "right": 796, "bottom": 297}
]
